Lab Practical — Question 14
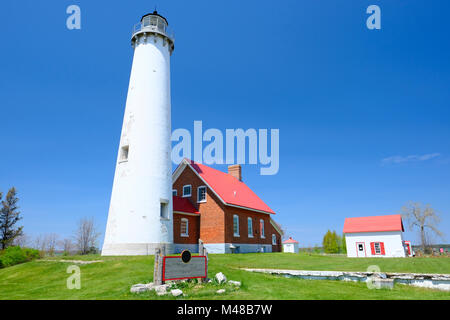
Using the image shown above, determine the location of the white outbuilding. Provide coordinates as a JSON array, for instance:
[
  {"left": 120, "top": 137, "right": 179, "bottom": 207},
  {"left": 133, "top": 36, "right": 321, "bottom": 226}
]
[
  {"left": 283, "top": 237, "right": 299, "bottom": 253},
  {"left": 343, "top": 214, "right": 412, "bottom": 258}
]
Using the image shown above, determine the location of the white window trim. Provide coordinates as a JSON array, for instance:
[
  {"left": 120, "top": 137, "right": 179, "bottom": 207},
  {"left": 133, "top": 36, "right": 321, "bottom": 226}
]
[
  {"left": 180, "top": 218, "right": 189, "bottom": 237},
  {"left": 172, "top": 189, "right": 177, "bottom": 196},
  {"left": 248, "top": 217, "right": 253, "bottom": 238},
  {"left": 260, "top": 219, "right": 265, "bottom": 238},
  {"left": 197, "top": 186, "right": 207, "bottom": 203},
  {"left": 233, "top": 214, "right": 240, "bottom": 237},
  {"left": 182, "top": 184, "right": 192, "bottom": 197},
  {"left": 272, "top": 234, "right": 277, "bottom": 245}
]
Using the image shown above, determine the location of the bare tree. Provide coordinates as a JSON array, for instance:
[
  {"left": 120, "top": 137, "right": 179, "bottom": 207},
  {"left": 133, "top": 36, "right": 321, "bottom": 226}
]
[
  {"left": 12, "top": 233, "right": 31, "bottom": 247},
  {"left": 33, "top": 234, "right": 49, "bottom": 254},
  {"left": 74, "top": 217, "right": 101, "bottom": 255},
  {"left": 401, "top": 202, "right": 444, "bottom": 254},
  {"left": 59, "top": 238, "right": 74, "bottom": 255},
  {"left": 46, "top": 233, "right": 59, "bottom": 256}
]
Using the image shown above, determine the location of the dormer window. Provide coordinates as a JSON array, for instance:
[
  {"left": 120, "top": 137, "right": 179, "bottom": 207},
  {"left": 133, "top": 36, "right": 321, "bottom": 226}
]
[{"left": 182, "top": 185, "right": 191, "bottom": 197}]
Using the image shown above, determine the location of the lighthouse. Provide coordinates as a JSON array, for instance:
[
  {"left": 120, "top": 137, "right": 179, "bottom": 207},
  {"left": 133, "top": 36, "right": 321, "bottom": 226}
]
[{"left": 102, "top": 12, "right": 175, "bottom": 255}]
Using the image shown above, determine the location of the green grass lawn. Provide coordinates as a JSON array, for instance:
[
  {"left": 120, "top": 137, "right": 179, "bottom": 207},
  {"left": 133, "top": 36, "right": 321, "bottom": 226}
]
[{"left": 0, "top": 253, "right": 449, "bottom": 300}]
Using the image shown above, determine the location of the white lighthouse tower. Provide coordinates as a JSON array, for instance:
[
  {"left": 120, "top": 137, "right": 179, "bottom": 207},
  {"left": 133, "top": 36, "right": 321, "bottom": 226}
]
[{"left": 102, "top": 12, "right": 175, "bottom": 255}]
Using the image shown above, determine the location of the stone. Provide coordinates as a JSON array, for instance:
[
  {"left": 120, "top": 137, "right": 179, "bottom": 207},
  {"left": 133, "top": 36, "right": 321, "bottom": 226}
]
[
  {"left": 373, "top": 278, "right": 394, "bottom": 289},
  {"left": 216, "top": 289, "right": 226, "bottom": 294},
  {"left": 228, "top": 280, "right": 241, "bottom": 287},
  {"left": 171, "top": 289, "right": 183, "bottom": 297},
  {"left": 155, "top": 284, "right": 169, "bottom": 296},
  {"left": 215, "top": 272, "right": 227, "bottom": 284},
  {"left": 130, "top": 284, "right": 149, "bottom": 293}
]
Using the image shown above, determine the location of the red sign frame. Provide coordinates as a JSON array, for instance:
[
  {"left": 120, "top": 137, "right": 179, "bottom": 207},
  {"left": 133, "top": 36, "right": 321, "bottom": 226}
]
[{"left": 162, "top": 255, "right": 207, "bottom": 281}]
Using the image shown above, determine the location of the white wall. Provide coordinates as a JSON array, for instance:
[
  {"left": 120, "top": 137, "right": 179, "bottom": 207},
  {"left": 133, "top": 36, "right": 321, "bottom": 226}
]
[
  {"left": 345, "top": 231, "right": 406, "bottom": 258},
  {"left": 283, "top": 243, "right": 298, "bottom": 253}
]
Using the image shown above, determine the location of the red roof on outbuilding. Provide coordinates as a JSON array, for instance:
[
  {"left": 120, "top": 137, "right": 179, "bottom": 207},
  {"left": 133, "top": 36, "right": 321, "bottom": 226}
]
[
  {"left": 173, "top": 195, "right": 199, "bottom": 214},
  {"left": 343, "top": 214, "right": 404, "bottom": 233},
  {"left": 283, "top": 237, "right": 299, "bottom": 244},
  {"left": 187, "top": 160, "right": 275, "bottom": 214}
]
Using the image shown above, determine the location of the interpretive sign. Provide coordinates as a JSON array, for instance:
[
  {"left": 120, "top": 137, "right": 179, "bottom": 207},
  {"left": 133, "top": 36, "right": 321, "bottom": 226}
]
[{"left": 163, "top": 252, "right": 207, "bottom": 281}]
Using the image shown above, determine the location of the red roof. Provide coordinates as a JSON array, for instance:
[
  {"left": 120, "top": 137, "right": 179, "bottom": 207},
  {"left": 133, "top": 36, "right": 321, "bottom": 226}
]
[
  {"left": 186, "top": 160, "right": 275, "bottom": 214},
  {"left": 172, "top": 195, "right": 199, "bottom": 214},
  {"left": 283, "top": 237, "right": 299, "bottom": 244},
  {"left": 343, "top": 214, "right": 404, "bottom": 233}
]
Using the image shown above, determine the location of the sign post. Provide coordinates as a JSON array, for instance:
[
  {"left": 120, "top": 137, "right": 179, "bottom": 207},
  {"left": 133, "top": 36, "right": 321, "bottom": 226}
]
[{"left": 153, "top": 246, "right": 166, "bottom": 285}]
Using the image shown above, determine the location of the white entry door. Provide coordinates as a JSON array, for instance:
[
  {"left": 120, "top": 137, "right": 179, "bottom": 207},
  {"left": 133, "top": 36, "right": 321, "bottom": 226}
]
[{"left": 356, "top": 242, "right": 366, "bottom": 257}]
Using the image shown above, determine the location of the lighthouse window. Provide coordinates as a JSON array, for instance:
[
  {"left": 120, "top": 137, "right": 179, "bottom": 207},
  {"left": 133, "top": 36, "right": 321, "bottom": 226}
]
[
  {"left": 180, "top": 218, "right": 189, "bottom": 237},
  {"left": 182, "top": 185, "right": 191, "bottom": 197},
  {"left": 120, "top": 145, "right": 129, "bottom": 162},
  {"left": 197, "top": 186, "right": 207, "bottom": 203},
  {"left": 160, "top": 201, "right": 168, "bottom": 219}
]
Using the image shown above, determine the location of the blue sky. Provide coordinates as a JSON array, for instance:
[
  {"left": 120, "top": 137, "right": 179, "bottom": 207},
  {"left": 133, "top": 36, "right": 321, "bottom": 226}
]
[{"left": 1, "top": 1, "right": 449, "bottom": 247}]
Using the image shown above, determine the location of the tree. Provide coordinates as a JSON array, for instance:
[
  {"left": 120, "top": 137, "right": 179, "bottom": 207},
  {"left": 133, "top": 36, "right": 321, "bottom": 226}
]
[
  {"left": 60, "top": 238, "right": 74, "bottom": 256},
  {"left": 322, "top": 230, "right": 339, "bottom": 254},
  {"left": 12, "top": 233, "right": 31, "bottom": 248},
  {"left": 402, "top": 202, "right": 444, "bottom": 254},
  {"left": 341, "top": 234, "right": 347, "bottom": 254},
  {"left": 0, "top": 187, "right": 23, "bottom": 250},
  {"left": 46, "top": 233, "right": 59, "bottom": 256},
  {"left": 74, "top": 217, "right": 100, "bottom": 255},
  {"left": 33, "top": 234, "right": 49, "bottom": 254}
]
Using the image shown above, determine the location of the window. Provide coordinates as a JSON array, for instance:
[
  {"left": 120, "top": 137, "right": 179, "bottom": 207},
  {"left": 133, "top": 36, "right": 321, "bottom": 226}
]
[
  {"left": 172, "top": 189, "right": 177, "bottom": 196},
  {"left": 160, "top": 201, "right": 168, "bottom": 219},
  {"left": 247, "top": 218, "right": 253, "bottom": 238},
  {"left": 272, "top": 234, "right": 277, "bottom": 245},
  {"left": 197, "top": 186, "right": 207, "bottom": 203},
  {"left": 120, "top": 145, "right": 129, "bottom": 162},
  {"left": 182, "top": 185, "right": 191, "bottom": 197},
  {"left": 233, "top": 215, "right": 239, "bottom": 237},
  {"left": 180, "top": 218, "right": 189, "bottom": 237},
  {"left": 260, "top": 219, "right": 265, "bottom": 238},
  {"left": 374, "top": 242, "right": 381, "bottom": 254},
  {"left": 370, "top": 242, "right": 385, "bottom": 255}
]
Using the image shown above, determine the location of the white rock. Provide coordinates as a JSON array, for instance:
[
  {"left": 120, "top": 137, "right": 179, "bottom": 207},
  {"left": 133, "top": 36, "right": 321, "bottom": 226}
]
[
  {"left": 228, "top": 280, "right": 241, "bottom": 287},
  {"left": 171, "top": 289, "right": 183, "bottom": 297},
  {"left": 216, "top": 289, "right": 226, "bottom": 294},
  {"left": 215, "top": 272, "right": 227, "bottom": 284},
  {"left": 155, "top": 284, "right": 169, "bottom": 296},
  {"left": 130, "top": 284, "right": 149, "bottom": 293}
]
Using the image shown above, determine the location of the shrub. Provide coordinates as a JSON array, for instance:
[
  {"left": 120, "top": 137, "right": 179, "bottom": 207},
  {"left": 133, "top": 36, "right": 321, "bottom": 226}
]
[{"left": 0, "top": 246, "right": 40, "bottom": 268}]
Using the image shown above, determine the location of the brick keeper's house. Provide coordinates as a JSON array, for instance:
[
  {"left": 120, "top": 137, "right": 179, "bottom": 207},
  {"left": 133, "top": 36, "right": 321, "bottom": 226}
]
[{"left": 171, "top": 159, "right": 283, "bottom": 253}]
